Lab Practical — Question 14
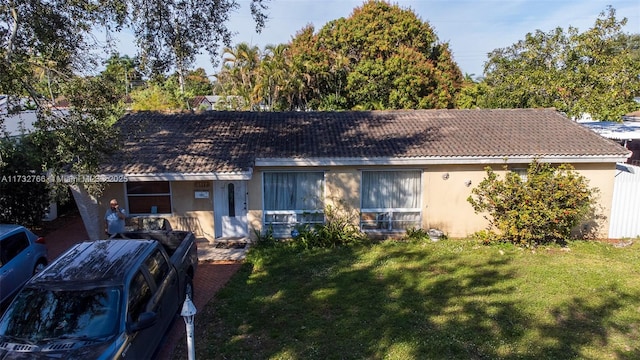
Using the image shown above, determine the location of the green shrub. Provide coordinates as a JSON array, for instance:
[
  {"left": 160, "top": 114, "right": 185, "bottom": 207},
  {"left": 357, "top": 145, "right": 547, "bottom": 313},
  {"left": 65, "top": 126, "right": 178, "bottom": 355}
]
[
  {"left": 403, "top": 227, "right": 449, "bottom": 242},
  {"left": 403, "top": 227, "right": 431, "bottom": 241},
  {"left": 292, "top": 203, "right": 369, "bottom": 249},
  {"left": 467, "top": 161, "right": 598, "bottom": 246},
  {"left": 253, "top": 226, "right": 277, "bottom": 248},
  {"left": 471, "top": 229, "right": 501, "bottom": 245}
]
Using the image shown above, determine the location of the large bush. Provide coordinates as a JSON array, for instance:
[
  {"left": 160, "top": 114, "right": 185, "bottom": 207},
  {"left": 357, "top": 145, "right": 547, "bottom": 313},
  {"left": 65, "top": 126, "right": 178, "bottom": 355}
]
[
  {"left": 0, "top": 137, "right": 51, "bottom": 227},
  {"left": 467, "top": 161, "right": 598, "bottom": 246}
]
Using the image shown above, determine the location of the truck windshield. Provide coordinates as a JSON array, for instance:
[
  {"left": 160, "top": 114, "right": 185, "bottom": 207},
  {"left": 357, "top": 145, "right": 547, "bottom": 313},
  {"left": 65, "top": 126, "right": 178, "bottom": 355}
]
[{"left": 0, "top": 287, "right": 121, "bottom": 342}]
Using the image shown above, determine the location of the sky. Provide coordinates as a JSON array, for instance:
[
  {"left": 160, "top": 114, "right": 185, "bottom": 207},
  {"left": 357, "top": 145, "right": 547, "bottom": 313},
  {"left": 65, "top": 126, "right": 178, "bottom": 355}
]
[{"left": 108, "top": 0, "right": 640, "bottom": 78}]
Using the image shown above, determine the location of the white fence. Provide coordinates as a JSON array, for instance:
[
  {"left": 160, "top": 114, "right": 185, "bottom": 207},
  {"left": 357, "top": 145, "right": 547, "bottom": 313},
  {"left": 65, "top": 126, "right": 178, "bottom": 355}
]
[{"left": 609, "top": 163, "right": 640, "bottom": 239}]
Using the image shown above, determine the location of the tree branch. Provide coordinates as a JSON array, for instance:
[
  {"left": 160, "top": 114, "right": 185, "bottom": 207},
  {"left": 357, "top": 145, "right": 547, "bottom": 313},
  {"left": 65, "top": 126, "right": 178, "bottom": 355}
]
[{"left": 6, "top": 0, "right": 19, "bottom": 61}]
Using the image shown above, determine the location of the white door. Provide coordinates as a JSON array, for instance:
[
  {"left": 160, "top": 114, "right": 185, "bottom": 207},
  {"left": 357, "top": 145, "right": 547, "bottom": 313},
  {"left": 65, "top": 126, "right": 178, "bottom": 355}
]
[{"left": 214, "top": 181, "right": 248, "bottom": 238}]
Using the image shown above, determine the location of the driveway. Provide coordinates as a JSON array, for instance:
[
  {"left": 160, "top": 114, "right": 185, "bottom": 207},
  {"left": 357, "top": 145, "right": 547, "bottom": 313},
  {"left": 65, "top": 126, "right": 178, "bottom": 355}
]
[{"left": 41, "top": 214, "right": 243, "bottom": 360}]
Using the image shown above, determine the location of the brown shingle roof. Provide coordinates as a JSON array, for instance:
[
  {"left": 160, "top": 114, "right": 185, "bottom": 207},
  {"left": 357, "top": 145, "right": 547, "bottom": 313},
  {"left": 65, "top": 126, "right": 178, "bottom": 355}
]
[{"left": 101, "top": 109, "right": 629, "bottom": 175}]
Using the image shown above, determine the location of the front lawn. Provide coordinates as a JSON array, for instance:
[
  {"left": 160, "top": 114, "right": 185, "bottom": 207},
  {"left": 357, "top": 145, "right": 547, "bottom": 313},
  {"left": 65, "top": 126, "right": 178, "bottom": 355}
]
[{"left": 173, "top": 240, "right": 640, "bottom": 359}]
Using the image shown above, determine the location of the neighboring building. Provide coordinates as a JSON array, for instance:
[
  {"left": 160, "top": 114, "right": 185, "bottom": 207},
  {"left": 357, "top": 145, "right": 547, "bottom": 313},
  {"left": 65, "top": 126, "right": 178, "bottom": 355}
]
[
  {"left": 580, "top": 115, "right": 640, "bottom": 166},
  {"left": 622, "top": 110, "right": 640, "bottom": 122},
  {"left": 1, "top": 96, "right": 69, "bottom": 138},
  {"left": 189, "top": 95, "right": 245, "bottom": 111},
  {"left": 73, "top": 109, "right": 630, "bottom": 241},
  {"left": 0, "top": 95, "right": 38, "bottom": 138},
  {"left": 189, "top": 96, "right": 218, "bottom": 111}
]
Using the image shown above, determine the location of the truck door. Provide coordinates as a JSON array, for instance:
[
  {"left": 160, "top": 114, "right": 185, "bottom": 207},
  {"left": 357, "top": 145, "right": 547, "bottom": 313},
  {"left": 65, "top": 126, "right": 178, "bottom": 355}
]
[
  {"left": 124, "top": 248, "right": 181, "bottom": 359},
  {"left": 144, "top": 249, "right": 179, "bottom": 333},
  {"left": 124, "top": 269, "right": 157, "bottom": 359}
]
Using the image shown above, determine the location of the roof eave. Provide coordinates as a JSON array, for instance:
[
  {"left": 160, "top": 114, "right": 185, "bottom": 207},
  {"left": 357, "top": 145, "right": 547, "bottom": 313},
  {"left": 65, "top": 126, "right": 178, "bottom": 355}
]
[
  {"left": 256, "top": 155, "right": 629, "bottom": 167},
  {"left": 101, "top": 170, "right": 253, "bottom": 181}
]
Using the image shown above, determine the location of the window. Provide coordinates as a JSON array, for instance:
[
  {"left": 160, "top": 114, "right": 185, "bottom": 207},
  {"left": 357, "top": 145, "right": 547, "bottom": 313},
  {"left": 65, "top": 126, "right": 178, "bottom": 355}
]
[
  {"left": 0, "top": 232, "right": 29, "bottom": 265},
  {"left": 144, "top": 250, "right": 170, "bottom": 288},
  {"left": 227, "top": 183, "right": 236, "bottom": 217},
  {"left": 511, "top": 168, "right": 528, "bottom": 182},
  {"left": 263, "top": 172, "right": 325, "bottom": 237},
  {"left": 126, "top": 181, "right": 172, "bottom": 214},
  {"left": 127, "top": 270, "right": 152, "bottom": 322},
  {"left": 0, "top": 287, "right": 121, "bottom": 341},
  {"left": 360, "top": 170, "right": 422, "bottom": 231}
]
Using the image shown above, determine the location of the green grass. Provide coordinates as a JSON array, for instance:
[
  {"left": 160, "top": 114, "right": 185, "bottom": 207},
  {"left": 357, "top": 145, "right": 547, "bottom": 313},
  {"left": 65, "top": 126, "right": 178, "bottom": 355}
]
[{"left": 172, "top": 240, "right": 640, "bottom": 359}]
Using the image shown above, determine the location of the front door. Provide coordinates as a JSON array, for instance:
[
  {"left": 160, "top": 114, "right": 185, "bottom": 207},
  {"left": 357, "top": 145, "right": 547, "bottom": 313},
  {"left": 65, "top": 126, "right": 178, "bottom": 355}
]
[{"left": 214, "top": 181, "right": 248, "bottom": 238}]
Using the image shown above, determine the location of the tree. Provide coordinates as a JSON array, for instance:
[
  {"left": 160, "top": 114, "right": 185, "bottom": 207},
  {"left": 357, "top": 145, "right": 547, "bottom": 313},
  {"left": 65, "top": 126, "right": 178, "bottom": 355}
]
[
  {"left": 2, "top": 0, "right": 269, "bottom": 166},
  {"left": 467, "top": 161, "right": 599, "bottom": 246},
  {"left": 255, "top": 44, "right": 290, "bottom": 110},
  {"left": 455, "top": 74, "right": 492, "bottom": 109},
  {"left": 99, "top": 54, "right": 143, "bottom": 99},
  {"left": 215, "top": 43, "right": 262, "bottom": 110},
  {"left": 214, "top": 1, "right": 464, "bottom": 111},
  {"left": 1, "top": 0, "right": 125, "bottom": 225},
  {"left": 183, "top": 68, "right": 213, "bottom": 96},
  {"left": 0, "top": 136, "right": 51, "bottom": 227},
  {"left": 1, "top": 0, "right": 126, "bottom": 92},
  {"left": 129, "top": 82, "right": 184, "bottom": 111},
  {"left": 30, "top": 75, "right": 123, "bottom": 193},
  {"left": 278, "top": 0, "right": 463, "bottom": 110},
  {"left": 128, "top": 0, "right": 268, "bottom": 93},
  {"left": 2, "top": 0, "right": 267, "bottom": 223},
  {"left": 482, "top": 6, "right": 640, "bottom": 120}
]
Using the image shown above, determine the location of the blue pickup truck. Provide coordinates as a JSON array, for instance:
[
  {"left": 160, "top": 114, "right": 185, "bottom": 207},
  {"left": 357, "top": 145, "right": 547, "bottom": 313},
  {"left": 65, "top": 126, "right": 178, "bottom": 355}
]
[{"left": 0, "top": 229, "right": 198, "bottom": 359}]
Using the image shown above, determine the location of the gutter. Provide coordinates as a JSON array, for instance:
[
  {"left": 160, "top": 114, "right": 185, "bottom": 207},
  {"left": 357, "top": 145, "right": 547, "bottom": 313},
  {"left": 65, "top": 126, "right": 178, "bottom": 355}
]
[
  {"left": 99, "top": 154, "right": 631, "bottom": 181},
  {"left": 255, "top": 155, "right": 630, "bottom": 167},
  {"left": 101, "top": 170, "right": 253, "bottom": 182}
]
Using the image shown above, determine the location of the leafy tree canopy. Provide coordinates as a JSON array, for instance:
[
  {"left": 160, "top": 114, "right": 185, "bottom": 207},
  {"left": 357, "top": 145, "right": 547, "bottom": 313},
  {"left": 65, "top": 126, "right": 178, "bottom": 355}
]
[
  {"left": 213, "top": 0, "right": 464, "bottom": 111},
  {"left": 99, "top": 53, "right": 144, "bottom": 99},
  {"left": 477, "top": 6, "right": 640, "bottom": 120},
  {"left": 1, "top": 0, "right": 268, "bottom": 171},
  {"left": 287, "top": 0, "right": 463, "bottom": 110},
  {"left": 214, "top": 43, "right": 263, "bottom": 110},
  {"left": 0, "top": 136, "right": 51, "bottom": 227},
  {"left": 1, "top": 0, "right": 267, "bottom": 227},
  {"left": 129, "top": 68, "right": 212, "bottom": 111},
  {"left": 128, "top": 0, "right": 267, "bottom": 92}
]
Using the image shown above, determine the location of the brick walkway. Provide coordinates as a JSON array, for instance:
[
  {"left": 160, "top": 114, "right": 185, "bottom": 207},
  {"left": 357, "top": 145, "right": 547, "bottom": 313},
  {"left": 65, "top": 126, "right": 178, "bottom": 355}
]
[{"left": 41, "top": 215, "right": 243, "bottom": 360}]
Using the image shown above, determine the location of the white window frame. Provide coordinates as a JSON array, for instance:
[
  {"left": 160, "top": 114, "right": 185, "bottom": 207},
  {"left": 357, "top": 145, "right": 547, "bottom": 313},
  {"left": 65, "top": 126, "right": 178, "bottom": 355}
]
[
  {"left": 262, "top": 171, "right": 325, "bottom": 238},
  {"left": 360, "top": 170, "right": 422, "bottom": 232}
]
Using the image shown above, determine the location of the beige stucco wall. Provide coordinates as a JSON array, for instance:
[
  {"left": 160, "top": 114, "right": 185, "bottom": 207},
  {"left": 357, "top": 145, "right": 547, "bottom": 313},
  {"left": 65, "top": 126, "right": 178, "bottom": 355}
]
[
  {"left": 99, "top": 181, "right": 215, "bottom": 241},
  {"left": 249, "top": 163, "right": 617, "bottom": 239},
  {"left": 246, "top": 175, "right": 262, "bottom": 239},
  {"left": 569, "top": 163, "right": 617, "bottom": 237},
  {"left": 92, "top": 161, "right": 617, "bottom": 242},
  {"left": 247, "top": 165, "right": 486, "bottom": 238},
  {"left": 168, "top": 181, "right": 215, "bottom": 240},
  {"left": 422, "top": 163, "right": 616, "bottom": 238},
  {"left": 422, "top": 164, "right": 490, "bottom": 238}
]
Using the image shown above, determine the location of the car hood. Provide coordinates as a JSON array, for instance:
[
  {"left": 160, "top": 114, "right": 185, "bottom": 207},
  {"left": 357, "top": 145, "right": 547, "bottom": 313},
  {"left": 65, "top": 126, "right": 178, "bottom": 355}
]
[{"left": 0, "top": 337, "right": 118, "bottom": 360}]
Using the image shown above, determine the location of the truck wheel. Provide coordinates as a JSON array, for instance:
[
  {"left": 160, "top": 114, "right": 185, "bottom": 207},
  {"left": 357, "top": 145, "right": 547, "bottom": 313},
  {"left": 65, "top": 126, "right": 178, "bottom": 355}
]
[{"left": 185, "top": 276, "right": 194, "bottom": 301}]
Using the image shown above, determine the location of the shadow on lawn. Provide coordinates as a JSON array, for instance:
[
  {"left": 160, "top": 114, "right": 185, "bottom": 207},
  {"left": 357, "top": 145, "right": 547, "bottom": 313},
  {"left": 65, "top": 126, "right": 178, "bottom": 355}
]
[{"left": 184, "top": 244, "right": 640, "bottom": 359}]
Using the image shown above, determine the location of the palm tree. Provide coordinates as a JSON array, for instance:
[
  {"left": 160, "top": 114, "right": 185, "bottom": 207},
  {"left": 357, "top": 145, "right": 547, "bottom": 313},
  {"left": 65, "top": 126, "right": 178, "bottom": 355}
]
[
  {"left": 258, "top": 44, "right": 290, "bottom": 110},
  {"left": 221, "top": 43, "right": 261, "bottom": 110}
]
